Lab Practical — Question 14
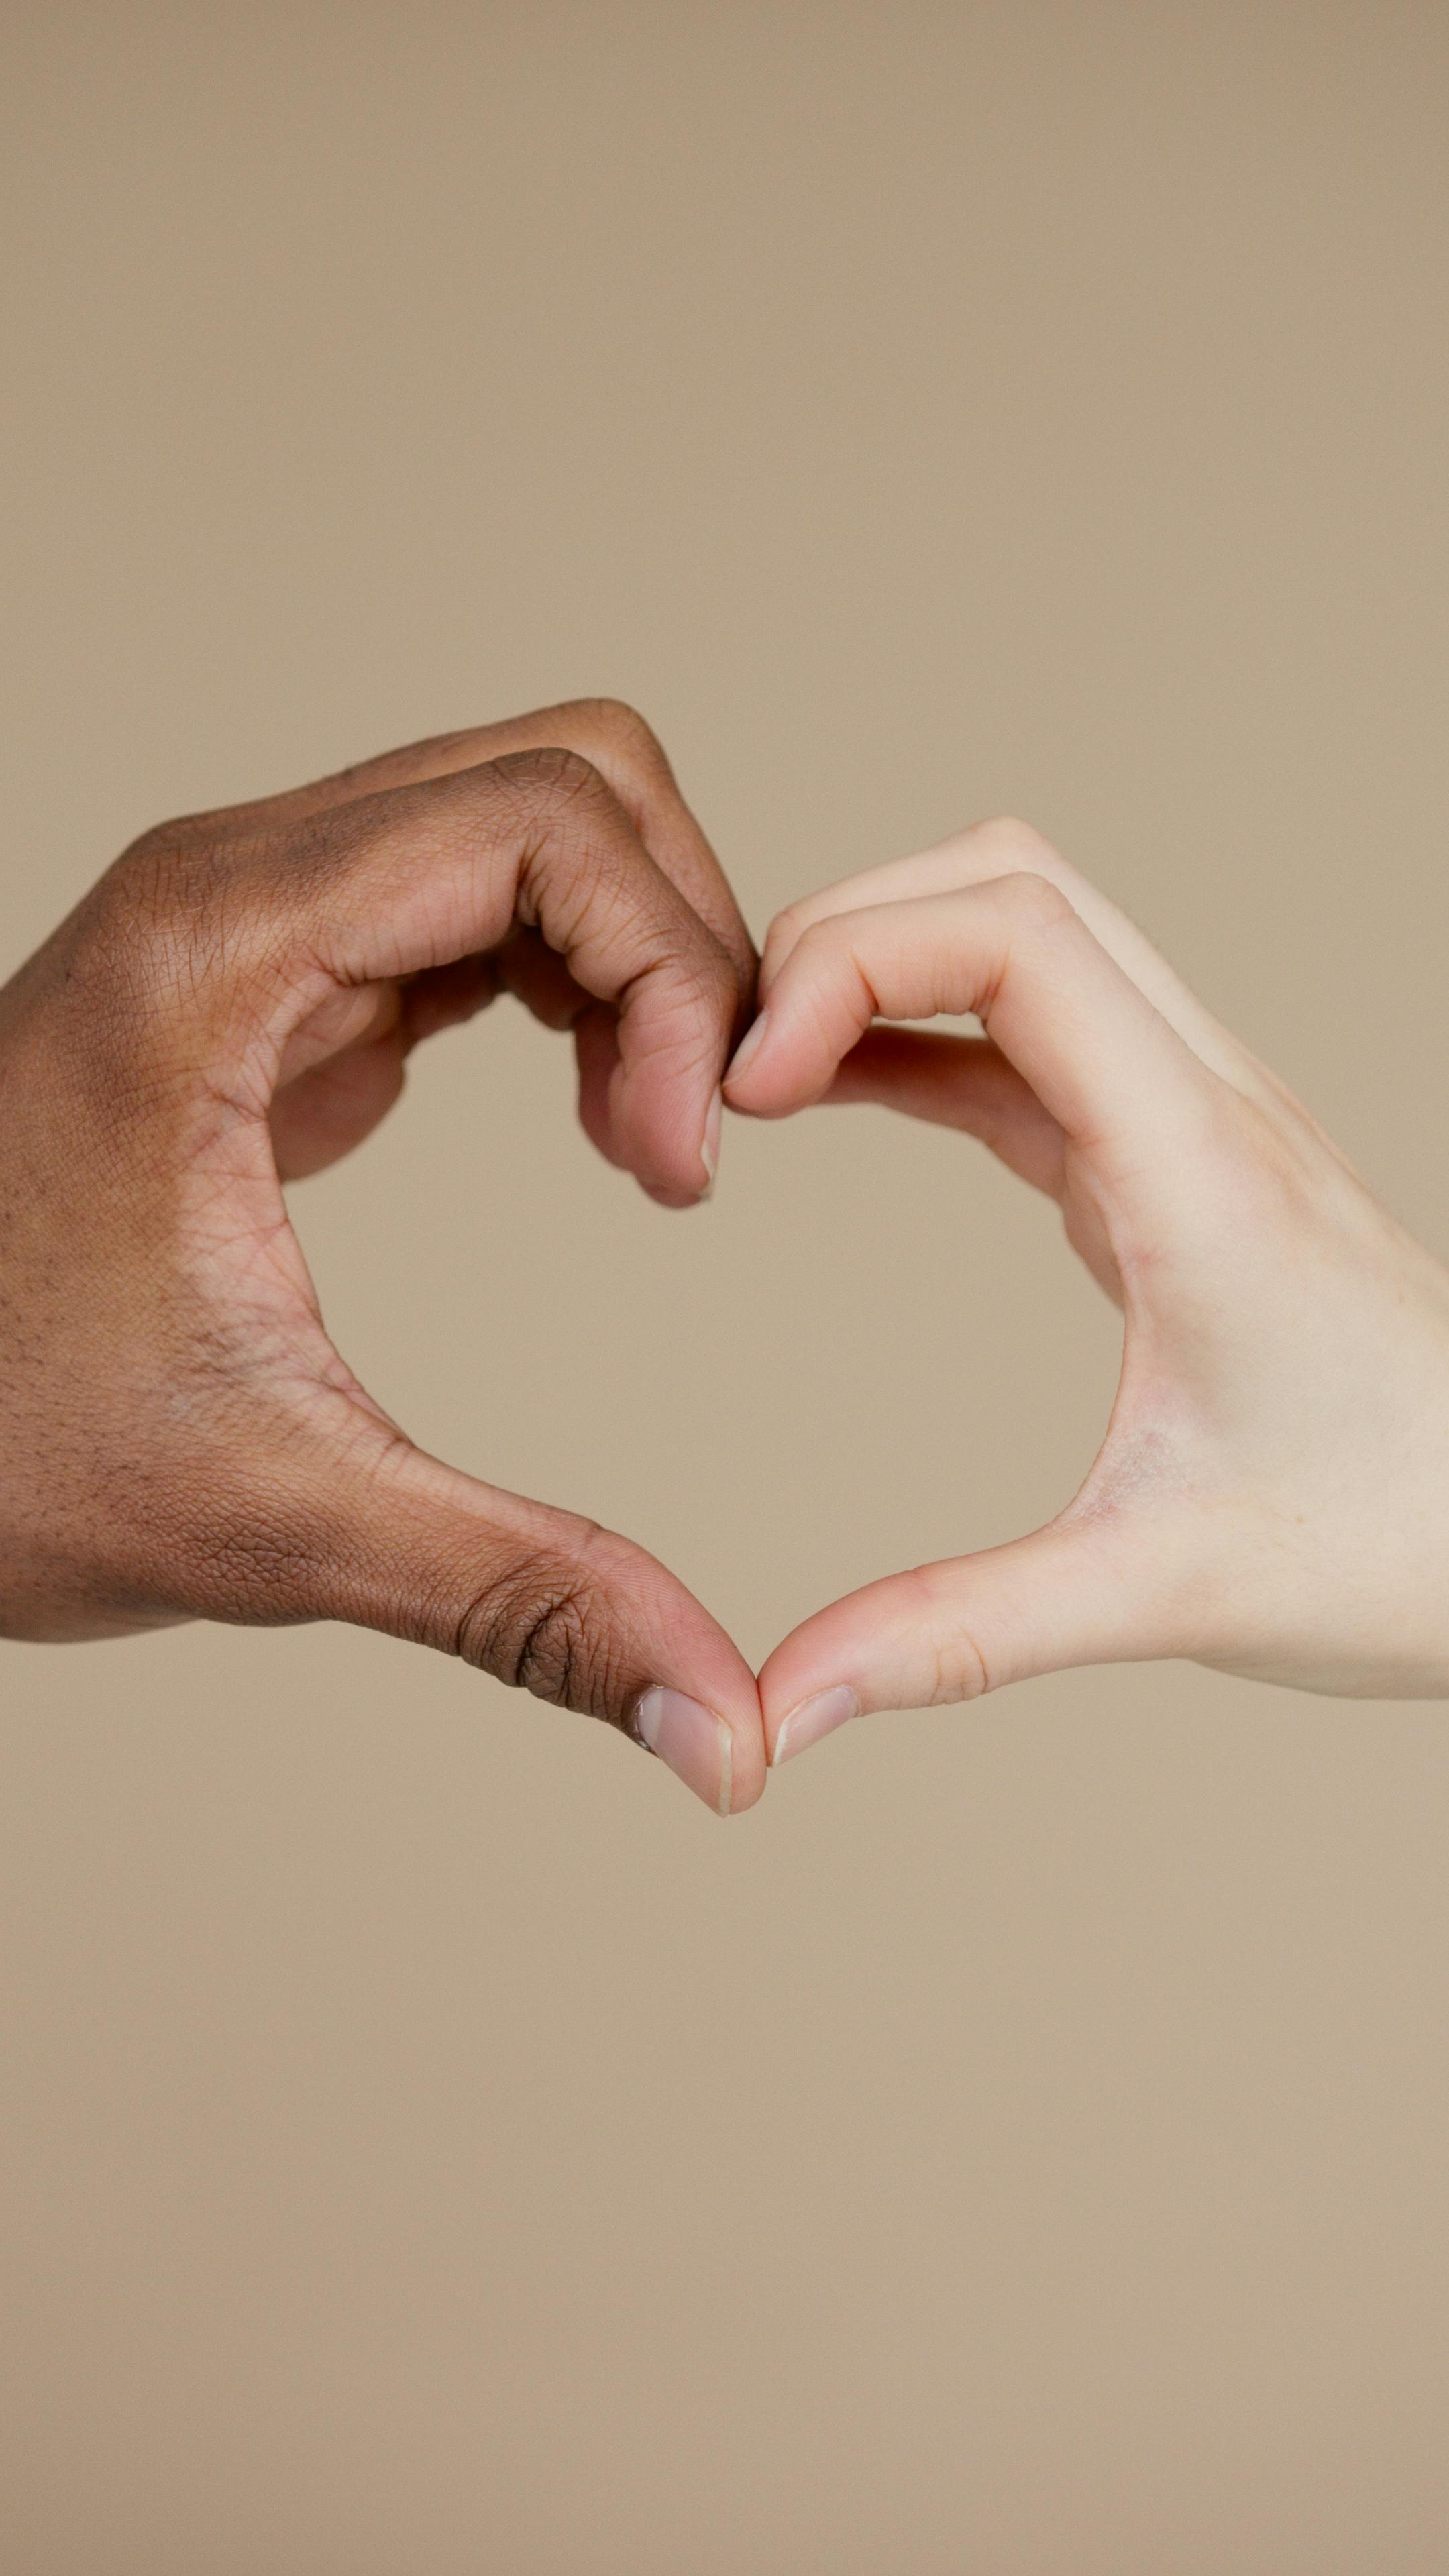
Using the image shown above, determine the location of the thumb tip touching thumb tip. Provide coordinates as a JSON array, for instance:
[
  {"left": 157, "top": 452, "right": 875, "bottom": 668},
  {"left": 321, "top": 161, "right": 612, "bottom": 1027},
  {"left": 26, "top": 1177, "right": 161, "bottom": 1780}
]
[
  {"left": 769, "top": 1684, "right": 859, "bottom": 1768},
  {"left": 635, "top": 1684, "right": 735, "bottom": 1815}
]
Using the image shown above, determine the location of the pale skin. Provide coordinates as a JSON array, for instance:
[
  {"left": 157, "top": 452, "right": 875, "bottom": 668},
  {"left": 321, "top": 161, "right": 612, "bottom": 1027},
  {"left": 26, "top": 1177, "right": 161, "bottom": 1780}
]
[{"left": 727, "top": 818, "right": 1449, "bottom": 1768}]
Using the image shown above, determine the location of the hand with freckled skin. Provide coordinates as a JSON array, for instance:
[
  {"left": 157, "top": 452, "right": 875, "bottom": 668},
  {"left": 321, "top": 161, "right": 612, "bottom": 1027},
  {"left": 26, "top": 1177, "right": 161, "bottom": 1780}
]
[
  {"left": 0, "top": 700, "right": 766, "bottom": 1817},
  {"left": 728, "top": 819, "right": 1449, "bottom": 1769}
]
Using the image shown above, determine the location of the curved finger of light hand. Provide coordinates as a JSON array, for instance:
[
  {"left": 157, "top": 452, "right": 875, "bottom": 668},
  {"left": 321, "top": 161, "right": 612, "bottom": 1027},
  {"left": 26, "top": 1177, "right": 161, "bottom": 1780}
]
[
  {"left": 726, "top": 876, "right": 1213, "bottom": 1161},
  {"left": 757, "top": 819, "right": 1250, "bottom": 1090}
]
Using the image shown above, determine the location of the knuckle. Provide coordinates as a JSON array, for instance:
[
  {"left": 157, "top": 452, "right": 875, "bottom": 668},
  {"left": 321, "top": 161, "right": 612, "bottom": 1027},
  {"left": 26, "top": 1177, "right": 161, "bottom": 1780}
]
[
  {"left": 118, "top": 812, "right": 203, "bottom": 876},
  {"left": 664, "top": 936, "right": 749, "bottom": 1055},
  {"left": 971, "top": 814, "right": 1061, "bottom": 871},
  {"left": 966, "top": 818, "right": 1097, "bottom": 920},
  {"left": 75, "top": 833, "right": 270, "bottom": 1063},
  {"left": 999, "top": 869, "right": 1076, "bottom": 934},
  {"left": 790, "top": 912, "right": 851, "bottom": 974},
  {"left": 97, "top": 820, "right": 201, "bottom": 941},
  {"left": 486, "top": 743, "right": 610, "bottom": 816},
  {"left": 628, "top": 959, "right": 735, "bottom": 1089},
  {"left": 680, "top": 924, "right": 739, "bottom": 1006},
  {"left": 929, "top": 1625, "right": 991, "bottom": 1702},
  {"left": 575, "top": 696, "right": 667, "bottom": 765},
  {"left": 451, "top": 1544, "right": 621, "bottom": 1715},
  {"left": 912, "top": 1568, "right": 993, "bottom": 1701},
  {"left": 64, "top": 845, "right": 210, "bottom": 1059}
]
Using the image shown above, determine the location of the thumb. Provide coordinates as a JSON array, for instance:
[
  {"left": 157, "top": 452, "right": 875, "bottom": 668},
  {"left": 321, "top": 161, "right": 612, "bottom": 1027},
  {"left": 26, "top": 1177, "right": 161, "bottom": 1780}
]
[
  {"left": 239, "top": 1432, "right": 766, "bottom": 1816},
  {"left": 757, "top": 1520, "right": 1163, "bottom": 1768}
]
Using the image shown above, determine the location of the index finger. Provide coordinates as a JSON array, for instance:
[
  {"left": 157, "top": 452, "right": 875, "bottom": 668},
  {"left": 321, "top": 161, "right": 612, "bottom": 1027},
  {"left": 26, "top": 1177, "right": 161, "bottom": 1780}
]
[
  {"left": 178, "top": 748, "right": 741, "bottom": 1207},
  {"left": 189, "top": 696, "right": 758, "bottom": 1015},
  {"left": 759, "top": 817, "right": 1258, "bottom": 1095},
  {"left": 726, "top": 872, "right": 1215, "bottom": 1158}
]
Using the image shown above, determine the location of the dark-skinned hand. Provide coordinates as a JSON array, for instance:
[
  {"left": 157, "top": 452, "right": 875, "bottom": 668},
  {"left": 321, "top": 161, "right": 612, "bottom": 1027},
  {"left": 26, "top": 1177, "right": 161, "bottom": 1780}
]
[{"left": 0, "top": 701, "right": 764, "bottom": 1815}]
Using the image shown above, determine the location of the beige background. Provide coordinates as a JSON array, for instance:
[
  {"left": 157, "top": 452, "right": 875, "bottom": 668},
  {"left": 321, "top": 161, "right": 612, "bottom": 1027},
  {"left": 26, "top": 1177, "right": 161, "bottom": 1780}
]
[{"left": 3, "top": 3, "right": 1449, "bottom": 2568}]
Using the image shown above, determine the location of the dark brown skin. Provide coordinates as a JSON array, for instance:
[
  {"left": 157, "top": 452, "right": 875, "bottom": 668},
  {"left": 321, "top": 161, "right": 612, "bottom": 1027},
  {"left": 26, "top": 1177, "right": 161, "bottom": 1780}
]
[{"left": 0, "top": 701, "right": 768, "bottom": 1813}]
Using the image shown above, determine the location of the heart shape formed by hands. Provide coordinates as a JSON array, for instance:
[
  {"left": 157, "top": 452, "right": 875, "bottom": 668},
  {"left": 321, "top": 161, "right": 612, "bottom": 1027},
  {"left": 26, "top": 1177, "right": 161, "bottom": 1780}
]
[{"left": 3, "top": 707, "right": 1447, "bottom": 1812}]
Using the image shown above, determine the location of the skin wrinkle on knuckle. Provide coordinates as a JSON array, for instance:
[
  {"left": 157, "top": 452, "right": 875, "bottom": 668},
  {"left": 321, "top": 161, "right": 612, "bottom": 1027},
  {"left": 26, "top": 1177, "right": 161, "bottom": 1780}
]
[
  {"left": 448, "top": 1548, "right": 623, "bottom": 1717},
  {"left": 88, "top": 822, "right": 294, "bottom": 1053},
  {"left": 881, "top": 1560, "right": 992, "bottom": 1704},
  {"left": 507, "top": 771, "right": 652, "bottom": 947},
  {"left": 608, "top": 938, "right": 745, "bottom": 1105},
  {"left": 566, "top": 706, "right": 755, "bottom": 984},
  {"left": 522, "top": 857, "right": 616, "bottom": 971},
  {"left": 930, "top": 1624, "right": 992, "bottom": 1703},
  {"left": 562, "top": 841, "right": 648, "bottom": 954},
  {"left": 494, "top": 743, "right": 606, "bottom": 819},
  {"left": 602, "top": 881, "right": 729, "bottom": 1012},
  {"left": 968, "top": 834, "right": 1094, "bottom": 928},
  {"left": 363, "top": 749, "right": 596, "bottom": 933},
  {"left": 959, "top": 872, "right": 1075, "bottom": 1032},
  {"left": 476, "top": 757, "right": 739, "bottom": 1030},
  {"left": 657, "top": 927, "right": 735, "bottom": 1014},
  {"left": 918, "top": 1592, "right": 993, "bottom": 1705},
  {"left": 619, "top": 960, "right": 735, "bottom": 1106}
]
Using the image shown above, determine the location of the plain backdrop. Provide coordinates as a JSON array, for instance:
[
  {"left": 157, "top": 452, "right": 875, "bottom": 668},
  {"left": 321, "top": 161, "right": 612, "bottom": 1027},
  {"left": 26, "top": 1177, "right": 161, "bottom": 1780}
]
[{"left": 3, "top": 5, "right": 1449, "bottom": 2569}]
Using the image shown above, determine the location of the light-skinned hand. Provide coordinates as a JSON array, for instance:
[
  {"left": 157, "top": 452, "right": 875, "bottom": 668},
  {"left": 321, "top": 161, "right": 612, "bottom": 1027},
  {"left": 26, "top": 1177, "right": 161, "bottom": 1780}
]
[{"left": 727, "top": 819, "right": 1449, "bottom": 1767}]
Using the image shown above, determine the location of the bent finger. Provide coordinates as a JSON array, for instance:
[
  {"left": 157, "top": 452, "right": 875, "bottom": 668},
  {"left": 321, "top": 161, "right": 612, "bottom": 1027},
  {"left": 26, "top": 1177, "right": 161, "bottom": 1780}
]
[
  {"left": 229, "top": 751, "right": 738, "bottom": 1204},
  {"left": 728, "top": 875, "right": 1216, "bottom": 1163},
  {"left": 196, "top": 698, "right": 758, "bottom": 1014},
  {"left": 760, "top": 818, "right": 1256, "bottom": 1091}
]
